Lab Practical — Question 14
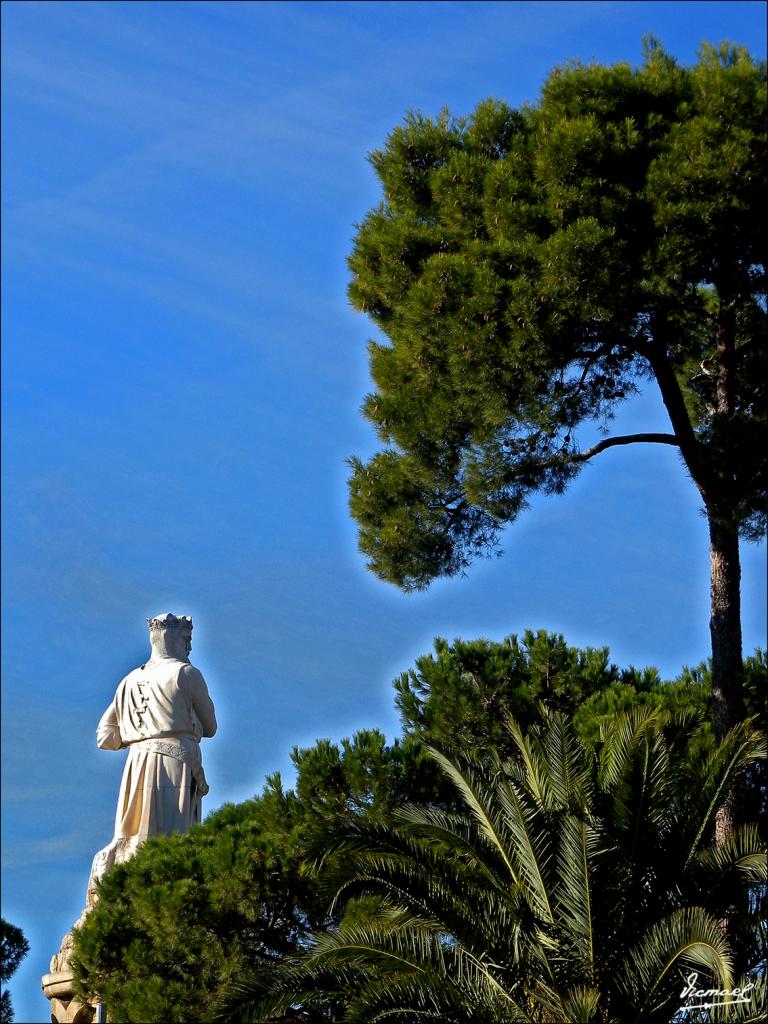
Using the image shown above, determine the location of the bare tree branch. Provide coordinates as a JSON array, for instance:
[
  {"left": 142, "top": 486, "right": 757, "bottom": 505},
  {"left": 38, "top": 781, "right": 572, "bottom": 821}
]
[{"left": 577, "top": 433, "right": 680, "bottom": 461}]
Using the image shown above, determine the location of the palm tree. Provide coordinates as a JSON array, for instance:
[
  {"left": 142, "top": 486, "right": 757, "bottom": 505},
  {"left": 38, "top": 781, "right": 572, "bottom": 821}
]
[{"left": 222, "top": 708, "right": 766, "bottom": 1023}]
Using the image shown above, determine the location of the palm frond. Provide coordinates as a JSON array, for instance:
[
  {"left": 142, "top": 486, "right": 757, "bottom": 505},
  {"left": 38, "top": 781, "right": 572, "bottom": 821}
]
[
  {"left": 597, "top": 707, "right": 666, "bottom": 793},
  {"left": 683, "top": 720, "right": 766, "bottom": 869},
  {"left": 424, "top": 746, "right": 522, "bottom": 886},
  {"left": 541, "top": 711, "right": 593, "bottom": 811},
  {"left": 692, "top": 823, "right": 767, "bottom": 887},
  {"left": 556, "top": 984, "right": 603, "bottom": 1023},
  {"left": 485, "top": 767, "right": 556, "bottom": 928},
  {"left": 702, "top": 973, "right": 768, "bottom": 1023},
  {"left": 219, "top": 713, "right": 763, "bottom": 1024},
  {"left": 502, "top": 713, "right": 556, "bottom": 809},
  {"left": 554, "top": 810, "right": 599, "bottom": 982},
  {"left": 618, "top": 906, "right": 733, "bottom": 1023}
]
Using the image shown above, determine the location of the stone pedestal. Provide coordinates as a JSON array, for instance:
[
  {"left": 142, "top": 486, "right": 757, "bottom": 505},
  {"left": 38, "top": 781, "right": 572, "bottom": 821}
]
[{"left": 41, "top": 970, "right": 95, "bottom": 1023}]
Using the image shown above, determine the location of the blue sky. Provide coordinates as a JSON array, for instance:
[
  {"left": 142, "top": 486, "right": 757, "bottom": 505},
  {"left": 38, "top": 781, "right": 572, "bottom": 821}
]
[{"left": 2, "top": 2, "right": 766, "bottom": 1020}]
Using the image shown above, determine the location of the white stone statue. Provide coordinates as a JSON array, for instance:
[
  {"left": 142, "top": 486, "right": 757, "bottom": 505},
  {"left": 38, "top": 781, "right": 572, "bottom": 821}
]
[
  {"left": 48, "top": 613, "right": 217, "bottom": 978},
  {"left": 85, "top": 612, "right": 217, "bottom": 905}
]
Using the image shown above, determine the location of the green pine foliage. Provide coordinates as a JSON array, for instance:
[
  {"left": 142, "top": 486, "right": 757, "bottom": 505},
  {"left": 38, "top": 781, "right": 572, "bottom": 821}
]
[
  {"left": 0, "top": 919, "right": 30, "bottom": 1024},
  {"left": 396, "top": 632, "right": 767, "bottom": 826},
  {"left": 394, "top": 629, "right": 766, "bottom": 746},
  {"left": 347, "top": 41, "right": 766, "bottom": 589},
  {"left": 291, "top": 729, "right": 451, "bottom": 819},
  {"left": 573, "top": 648, "right": 766, "bottom": 742},
  {"left": 70, "top": 731, "right": 444, "bottom": 1022},
  {"left": 394, "top": 629, "right": 661, "bottom": 756},
  {"left": 72, "top": 777, "right": 328, "bottom": 1023}
]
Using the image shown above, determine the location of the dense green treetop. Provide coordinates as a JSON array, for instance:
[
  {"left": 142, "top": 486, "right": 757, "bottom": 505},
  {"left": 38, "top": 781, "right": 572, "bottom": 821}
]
[
  {"left": 395, "top": 628, "right": 659, "bottom": 755},
  {"left": 0, "top": 919, "right": 29, "bottom": 1024},
  {"left": 347, "top": 40, "right": 766, "bottom": 590},
  {"left": 72, "top": 729, "right": 445, "bottom": 1022},
  {"left": 291, "top": 728, "right": 450, "bottom": 819},
  {"left": 396, "top": 631, "right": 766, "bottom": 822},
  {"left": 395, "top": 629, "right": 766, "bottom": 751},
  {"left": 72, "top": 778, "right": 328, "bottom": 1023}
]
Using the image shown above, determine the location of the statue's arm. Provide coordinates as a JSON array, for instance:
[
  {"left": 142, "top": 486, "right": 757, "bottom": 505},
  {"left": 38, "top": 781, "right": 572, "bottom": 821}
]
[
  {"left": 182, "top": 665, "right": 217, "bottom": 738},
  {"left": 96, "top": 701, "right": 124, "bottom": 750}
]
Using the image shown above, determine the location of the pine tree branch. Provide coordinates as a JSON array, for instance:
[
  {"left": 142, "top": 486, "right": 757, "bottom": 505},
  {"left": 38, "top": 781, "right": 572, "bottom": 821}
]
[
  {"left": 577, "top": 433, "right": 680, "bottom": 462},
  {"left": 645, "top": 331, "right": 711, "bottom": 501}
]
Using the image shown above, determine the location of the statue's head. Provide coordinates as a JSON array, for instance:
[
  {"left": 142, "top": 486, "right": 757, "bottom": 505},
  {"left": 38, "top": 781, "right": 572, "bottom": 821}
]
[{"left": 147, "top": 612, "right": 193, "bottom": 660}]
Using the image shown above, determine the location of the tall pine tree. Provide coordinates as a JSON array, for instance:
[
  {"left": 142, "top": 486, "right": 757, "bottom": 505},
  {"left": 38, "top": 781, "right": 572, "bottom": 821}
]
[{"left": 347, "top": 41, "right": 766, "bottom": 837}]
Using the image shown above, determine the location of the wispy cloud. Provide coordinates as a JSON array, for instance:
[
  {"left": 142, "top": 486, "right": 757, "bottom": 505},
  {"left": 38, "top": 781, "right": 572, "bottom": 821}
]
[
  {"left": 1, "top": 828, "right": 106, "bottom": 870},
  {"left": 3, "top": 0, "right": 642, "bottom": 350}
]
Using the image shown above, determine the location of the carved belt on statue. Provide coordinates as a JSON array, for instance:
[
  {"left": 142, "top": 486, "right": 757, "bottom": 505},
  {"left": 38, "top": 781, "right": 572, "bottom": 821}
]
[{"left": 130, "top": 736, "right": 209, "bottom": 795}]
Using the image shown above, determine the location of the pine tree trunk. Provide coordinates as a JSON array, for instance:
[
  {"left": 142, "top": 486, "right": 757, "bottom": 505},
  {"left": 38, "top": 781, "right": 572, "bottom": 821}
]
[
  {"left": 652, "top": 293, "right": 748, "bottom": 844},
  {"left": 708, "top": 511, "right": 746, "bottom": 844}
]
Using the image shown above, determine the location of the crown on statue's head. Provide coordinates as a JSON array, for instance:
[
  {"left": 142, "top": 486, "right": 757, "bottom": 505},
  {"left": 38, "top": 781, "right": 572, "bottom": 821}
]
[{"left": 147, "top": 612, "right": 193, "bottom": 632}]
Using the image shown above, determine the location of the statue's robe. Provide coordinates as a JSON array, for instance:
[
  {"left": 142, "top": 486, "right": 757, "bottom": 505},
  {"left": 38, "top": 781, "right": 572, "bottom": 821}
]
[{"left": 86, "top": 658, "right": 217, "bottom": 903}]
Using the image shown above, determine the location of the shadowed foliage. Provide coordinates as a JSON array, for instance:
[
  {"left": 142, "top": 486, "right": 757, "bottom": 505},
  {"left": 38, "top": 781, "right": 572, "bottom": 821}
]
[
  {"left": 0, "top": 919, "right": 29, "bottom": 1024},
  {"left": 70, "top": 732, "right": 442, "bottom": 1023},
  {"left": 222, "top": 710, "right": 766, "bottom": 1023}
]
